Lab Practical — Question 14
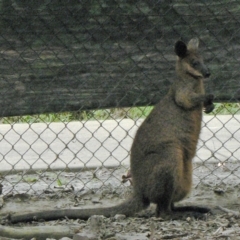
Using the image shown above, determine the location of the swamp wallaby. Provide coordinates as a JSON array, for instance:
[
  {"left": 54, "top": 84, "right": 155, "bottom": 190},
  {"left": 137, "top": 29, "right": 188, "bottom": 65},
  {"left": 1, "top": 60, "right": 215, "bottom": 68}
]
[{"left": 8, "top": 38, "right": 214, "bottom": 223}]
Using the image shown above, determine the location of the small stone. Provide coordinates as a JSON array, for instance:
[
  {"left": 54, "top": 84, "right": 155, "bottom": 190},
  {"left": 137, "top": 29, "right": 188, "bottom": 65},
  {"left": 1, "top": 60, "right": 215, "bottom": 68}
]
[
  {"left": 91, "top": 198, "right": 101, "bottom": 204},
  {"left": 114, "top": 214, "right": 126, "bottom": 221},
  {"left": 139, "top": 225, "right": 149, "bottom": 232},
  {"left": 88, "top": 215, "right": 105, "bottom": 233},
  {"left": 115, "top": 233, "right": 148, "bottom": 240},
  {"left": 73, "top": 231, "right": 98, "bottom": 240}
]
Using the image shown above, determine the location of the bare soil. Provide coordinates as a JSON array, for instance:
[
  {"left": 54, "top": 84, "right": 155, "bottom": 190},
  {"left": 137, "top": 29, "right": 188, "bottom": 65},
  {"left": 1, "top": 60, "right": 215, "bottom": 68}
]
[{"left": 1, "top": 163, "right": 240, "bottom": 239}]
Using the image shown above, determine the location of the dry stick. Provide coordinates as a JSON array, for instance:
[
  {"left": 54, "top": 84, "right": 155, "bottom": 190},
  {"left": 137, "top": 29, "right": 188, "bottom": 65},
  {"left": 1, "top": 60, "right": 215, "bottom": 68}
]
[
  {"left": 9, "top": 208, "right": 104, "bottom": 223},
  {"left": 217, "top": 206, "right": 240, "bottom": 217},
  {"left": 0, "top": 225, "right": 76, "bottom": 240}
]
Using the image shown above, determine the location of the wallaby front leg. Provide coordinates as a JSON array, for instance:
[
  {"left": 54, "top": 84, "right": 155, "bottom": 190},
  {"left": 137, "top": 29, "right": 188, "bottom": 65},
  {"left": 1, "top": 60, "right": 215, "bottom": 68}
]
[
  {"left": 175, "top": 90, "right": 206, "bottom": 109},
  {"left": 176, "top": 91, "right": 213, "bottom": 110}
]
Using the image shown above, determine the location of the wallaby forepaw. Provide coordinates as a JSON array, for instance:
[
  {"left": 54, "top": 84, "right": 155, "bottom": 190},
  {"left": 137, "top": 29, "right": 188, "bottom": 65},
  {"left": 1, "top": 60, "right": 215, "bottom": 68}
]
[
  {"left": 204, "top": 103, "right": 215, "bottom": 113},
  {"left": 204, "top": 94, "right": 214, "bottom": 113}
]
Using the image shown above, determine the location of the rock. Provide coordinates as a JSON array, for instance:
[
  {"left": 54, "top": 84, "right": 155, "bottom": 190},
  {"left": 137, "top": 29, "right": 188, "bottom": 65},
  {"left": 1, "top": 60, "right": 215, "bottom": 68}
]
[
  {"left": 73, "top": 231, "right": 98, "bottom": 240},
  {"left": 115, "top": 233, "right": 148, "bottom": 240},
  {"left": 88, "top": 215, "right": 105, "bottom": 233},
  {"left": 114, "top": 214, "right": 126, "bottom": 221}
]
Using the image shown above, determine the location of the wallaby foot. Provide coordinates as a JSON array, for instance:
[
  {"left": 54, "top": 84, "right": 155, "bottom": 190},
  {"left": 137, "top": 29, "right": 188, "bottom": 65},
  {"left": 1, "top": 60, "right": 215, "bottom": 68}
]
[
  {"left": 156, "top": 205, "right": 211, "bottom": 221},
  {"left": 165, "top": 210, "right": 209, "bottom": 221},
  {"left": 172, "top": 205, "right": 211, "bottom": 220},
  {"left": 155, "top": 200, "right": 172, "bottom": 218},
  {"left": 172, "top": 205, "right": 211, "bottom": 214},
  {"left": 154, "top": 203, "right": 211, "bottom": 220}
]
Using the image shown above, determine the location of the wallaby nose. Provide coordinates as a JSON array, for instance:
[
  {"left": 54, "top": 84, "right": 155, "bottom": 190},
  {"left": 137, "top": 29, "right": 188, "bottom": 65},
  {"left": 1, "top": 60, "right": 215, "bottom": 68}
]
[
  {"left": 205, "top": 72, "right": 211, "bottom": 78},
  {"left": 204, "top": 69, "right": 210, "bottom": 78}
]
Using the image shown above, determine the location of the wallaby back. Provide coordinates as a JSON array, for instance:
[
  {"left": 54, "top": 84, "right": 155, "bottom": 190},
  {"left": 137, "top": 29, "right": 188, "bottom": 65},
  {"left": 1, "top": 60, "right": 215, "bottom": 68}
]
[{"left": 8, "top": 38, "right": 214, "bottom": 223}]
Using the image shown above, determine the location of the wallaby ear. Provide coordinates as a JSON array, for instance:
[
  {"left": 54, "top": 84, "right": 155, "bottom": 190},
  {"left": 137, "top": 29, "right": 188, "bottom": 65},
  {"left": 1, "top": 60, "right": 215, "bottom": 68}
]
[
  {"left": 187, "top": 38, "right": 199, "bottom": 51},
  {"left": 174, "top": 40, "right": 187, "bottom": 58}
]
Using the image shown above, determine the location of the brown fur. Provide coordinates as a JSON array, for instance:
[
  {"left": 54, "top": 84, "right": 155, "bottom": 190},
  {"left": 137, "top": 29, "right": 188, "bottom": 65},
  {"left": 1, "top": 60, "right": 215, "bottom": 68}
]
[{"left": 9, "top": 38, "right": 214, "bottom": 223}]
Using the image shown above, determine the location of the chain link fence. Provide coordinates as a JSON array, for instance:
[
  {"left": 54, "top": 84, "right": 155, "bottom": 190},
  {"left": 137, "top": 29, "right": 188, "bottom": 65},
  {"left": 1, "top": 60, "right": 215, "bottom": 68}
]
[{"left": 0, "top": 0, "right": 240, "bottom": 197}]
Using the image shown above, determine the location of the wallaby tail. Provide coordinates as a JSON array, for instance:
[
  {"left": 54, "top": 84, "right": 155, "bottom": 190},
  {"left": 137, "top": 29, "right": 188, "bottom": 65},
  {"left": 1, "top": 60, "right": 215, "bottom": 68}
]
[
  {"left": 172, "top": 205, "right": 211, "bottom": 214},
  {"left": 9, "top": 196, "right": 147, "bottom": 223}
]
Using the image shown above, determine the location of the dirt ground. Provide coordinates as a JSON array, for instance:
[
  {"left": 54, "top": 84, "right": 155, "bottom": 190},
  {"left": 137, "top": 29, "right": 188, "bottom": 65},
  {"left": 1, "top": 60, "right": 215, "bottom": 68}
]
[{"left": 1, "top": 163, "right": 240, "bottom": 239}]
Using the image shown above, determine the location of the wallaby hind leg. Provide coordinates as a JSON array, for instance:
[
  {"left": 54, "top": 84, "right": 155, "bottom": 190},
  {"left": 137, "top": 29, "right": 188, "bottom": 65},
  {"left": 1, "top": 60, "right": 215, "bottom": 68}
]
[
  {"left": 156, "top": 169, "right": 176, "bottom": 217},
  {"left": 142, "top": 154, "right": 176, "bottom": 217},
  {"left": 155, "top": 187, "right": 173, "bottom": 217}
]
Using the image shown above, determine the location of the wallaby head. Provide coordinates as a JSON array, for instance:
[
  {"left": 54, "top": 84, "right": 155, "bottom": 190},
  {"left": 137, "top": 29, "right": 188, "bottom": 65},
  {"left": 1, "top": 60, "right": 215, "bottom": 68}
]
[{"left": 174, "top": 38, "right": 210, "bottom": 80}]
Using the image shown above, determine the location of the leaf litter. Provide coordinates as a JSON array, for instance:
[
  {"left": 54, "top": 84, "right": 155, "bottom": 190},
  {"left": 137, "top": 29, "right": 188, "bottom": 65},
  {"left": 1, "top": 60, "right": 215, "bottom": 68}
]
[{"left": 1, "top": 164, "right": 240, "bottom": 239}]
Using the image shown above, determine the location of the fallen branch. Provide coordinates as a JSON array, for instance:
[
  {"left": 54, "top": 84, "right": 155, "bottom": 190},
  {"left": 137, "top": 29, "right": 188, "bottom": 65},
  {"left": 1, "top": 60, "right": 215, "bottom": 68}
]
[
  {"left": 217, "top": 206, "right": 240, "bottom": 217},
  {"left": 0, "top": 225, "right": 75, "bottom": 240}
]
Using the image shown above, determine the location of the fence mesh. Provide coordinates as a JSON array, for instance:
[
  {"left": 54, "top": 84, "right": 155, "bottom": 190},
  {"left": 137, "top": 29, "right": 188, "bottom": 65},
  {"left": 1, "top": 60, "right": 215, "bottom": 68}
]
[{"left": 0, "top": 0, "right": 240, "bottom": 197}]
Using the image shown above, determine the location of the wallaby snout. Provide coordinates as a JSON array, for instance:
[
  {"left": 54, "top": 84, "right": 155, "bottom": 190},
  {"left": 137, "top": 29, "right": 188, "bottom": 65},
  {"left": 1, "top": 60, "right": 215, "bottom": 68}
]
[{"left": 203, "top": 68, "right": 210, "bottom": 78}]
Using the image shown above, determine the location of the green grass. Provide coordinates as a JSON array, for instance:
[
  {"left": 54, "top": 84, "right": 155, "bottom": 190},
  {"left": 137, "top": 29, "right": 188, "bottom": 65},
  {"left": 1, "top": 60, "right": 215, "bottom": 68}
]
[
  {"left": 0, "top": 106, "right": 153, "bottom": 124},
  {"left": 211, "top": 103, "right": 240, "bottom": 115},
  {"left": 0, "top": 104, "right": 239, "bottom": 124},
  {"left": 56, "top": 178, "right": 65, "bottom": 186},
  {"left": 23, "top": 177, "right": 38, "bottom": 183}
]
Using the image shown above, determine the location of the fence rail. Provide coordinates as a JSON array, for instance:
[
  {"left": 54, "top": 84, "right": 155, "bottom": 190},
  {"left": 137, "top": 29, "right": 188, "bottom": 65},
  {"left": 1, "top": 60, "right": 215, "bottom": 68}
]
[
  {"left": 0, "top": 0, "right": 240, "bottom": 196},
  {"left": 0, "top": 1, "right": 239, "bottom": 116}
]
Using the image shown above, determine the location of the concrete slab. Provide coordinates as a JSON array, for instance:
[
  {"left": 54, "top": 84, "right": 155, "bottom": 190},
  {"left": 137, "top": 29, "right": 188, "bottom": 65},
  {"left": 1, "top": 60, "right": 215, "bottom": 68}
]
[{"left": 0, "top": 115, "right": 239, "bottom": 173}]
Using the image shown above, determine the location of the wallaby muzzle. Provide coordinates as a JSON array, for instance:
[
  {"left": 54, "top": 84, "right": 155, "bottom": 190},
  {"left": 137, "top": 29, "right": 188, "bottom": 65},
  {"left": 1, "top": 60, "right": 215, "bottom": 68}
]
[
  {"left": 204, "top": 71, "right": 210, "bottom": 78},
  {"left": 203, "top": 67, "right": 210, "bottom": 79}
]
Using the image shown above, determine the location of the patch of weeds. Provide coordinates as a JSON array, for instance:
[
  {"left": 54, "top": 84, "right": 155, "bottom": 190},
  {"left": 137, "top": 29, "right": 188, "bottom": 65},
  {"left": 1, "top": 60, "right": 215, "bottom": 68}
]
[
  {"left": 127, "top": 106, "right": 153, "bottom": 119},
  {"left": 23, "top": 177, "right": 38, "bottom": 183},
  {"left": 211, "top": 103, "right": 240, "bottom": 115},
  {"left": 56, "top": 178, "right": 67, "bottom": 186},
  {"left": 0, "top": 107, "right": 153, "bottom": 124},
  {"left": 1, "top": 103, "right": 238, "bottom": 125}
]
